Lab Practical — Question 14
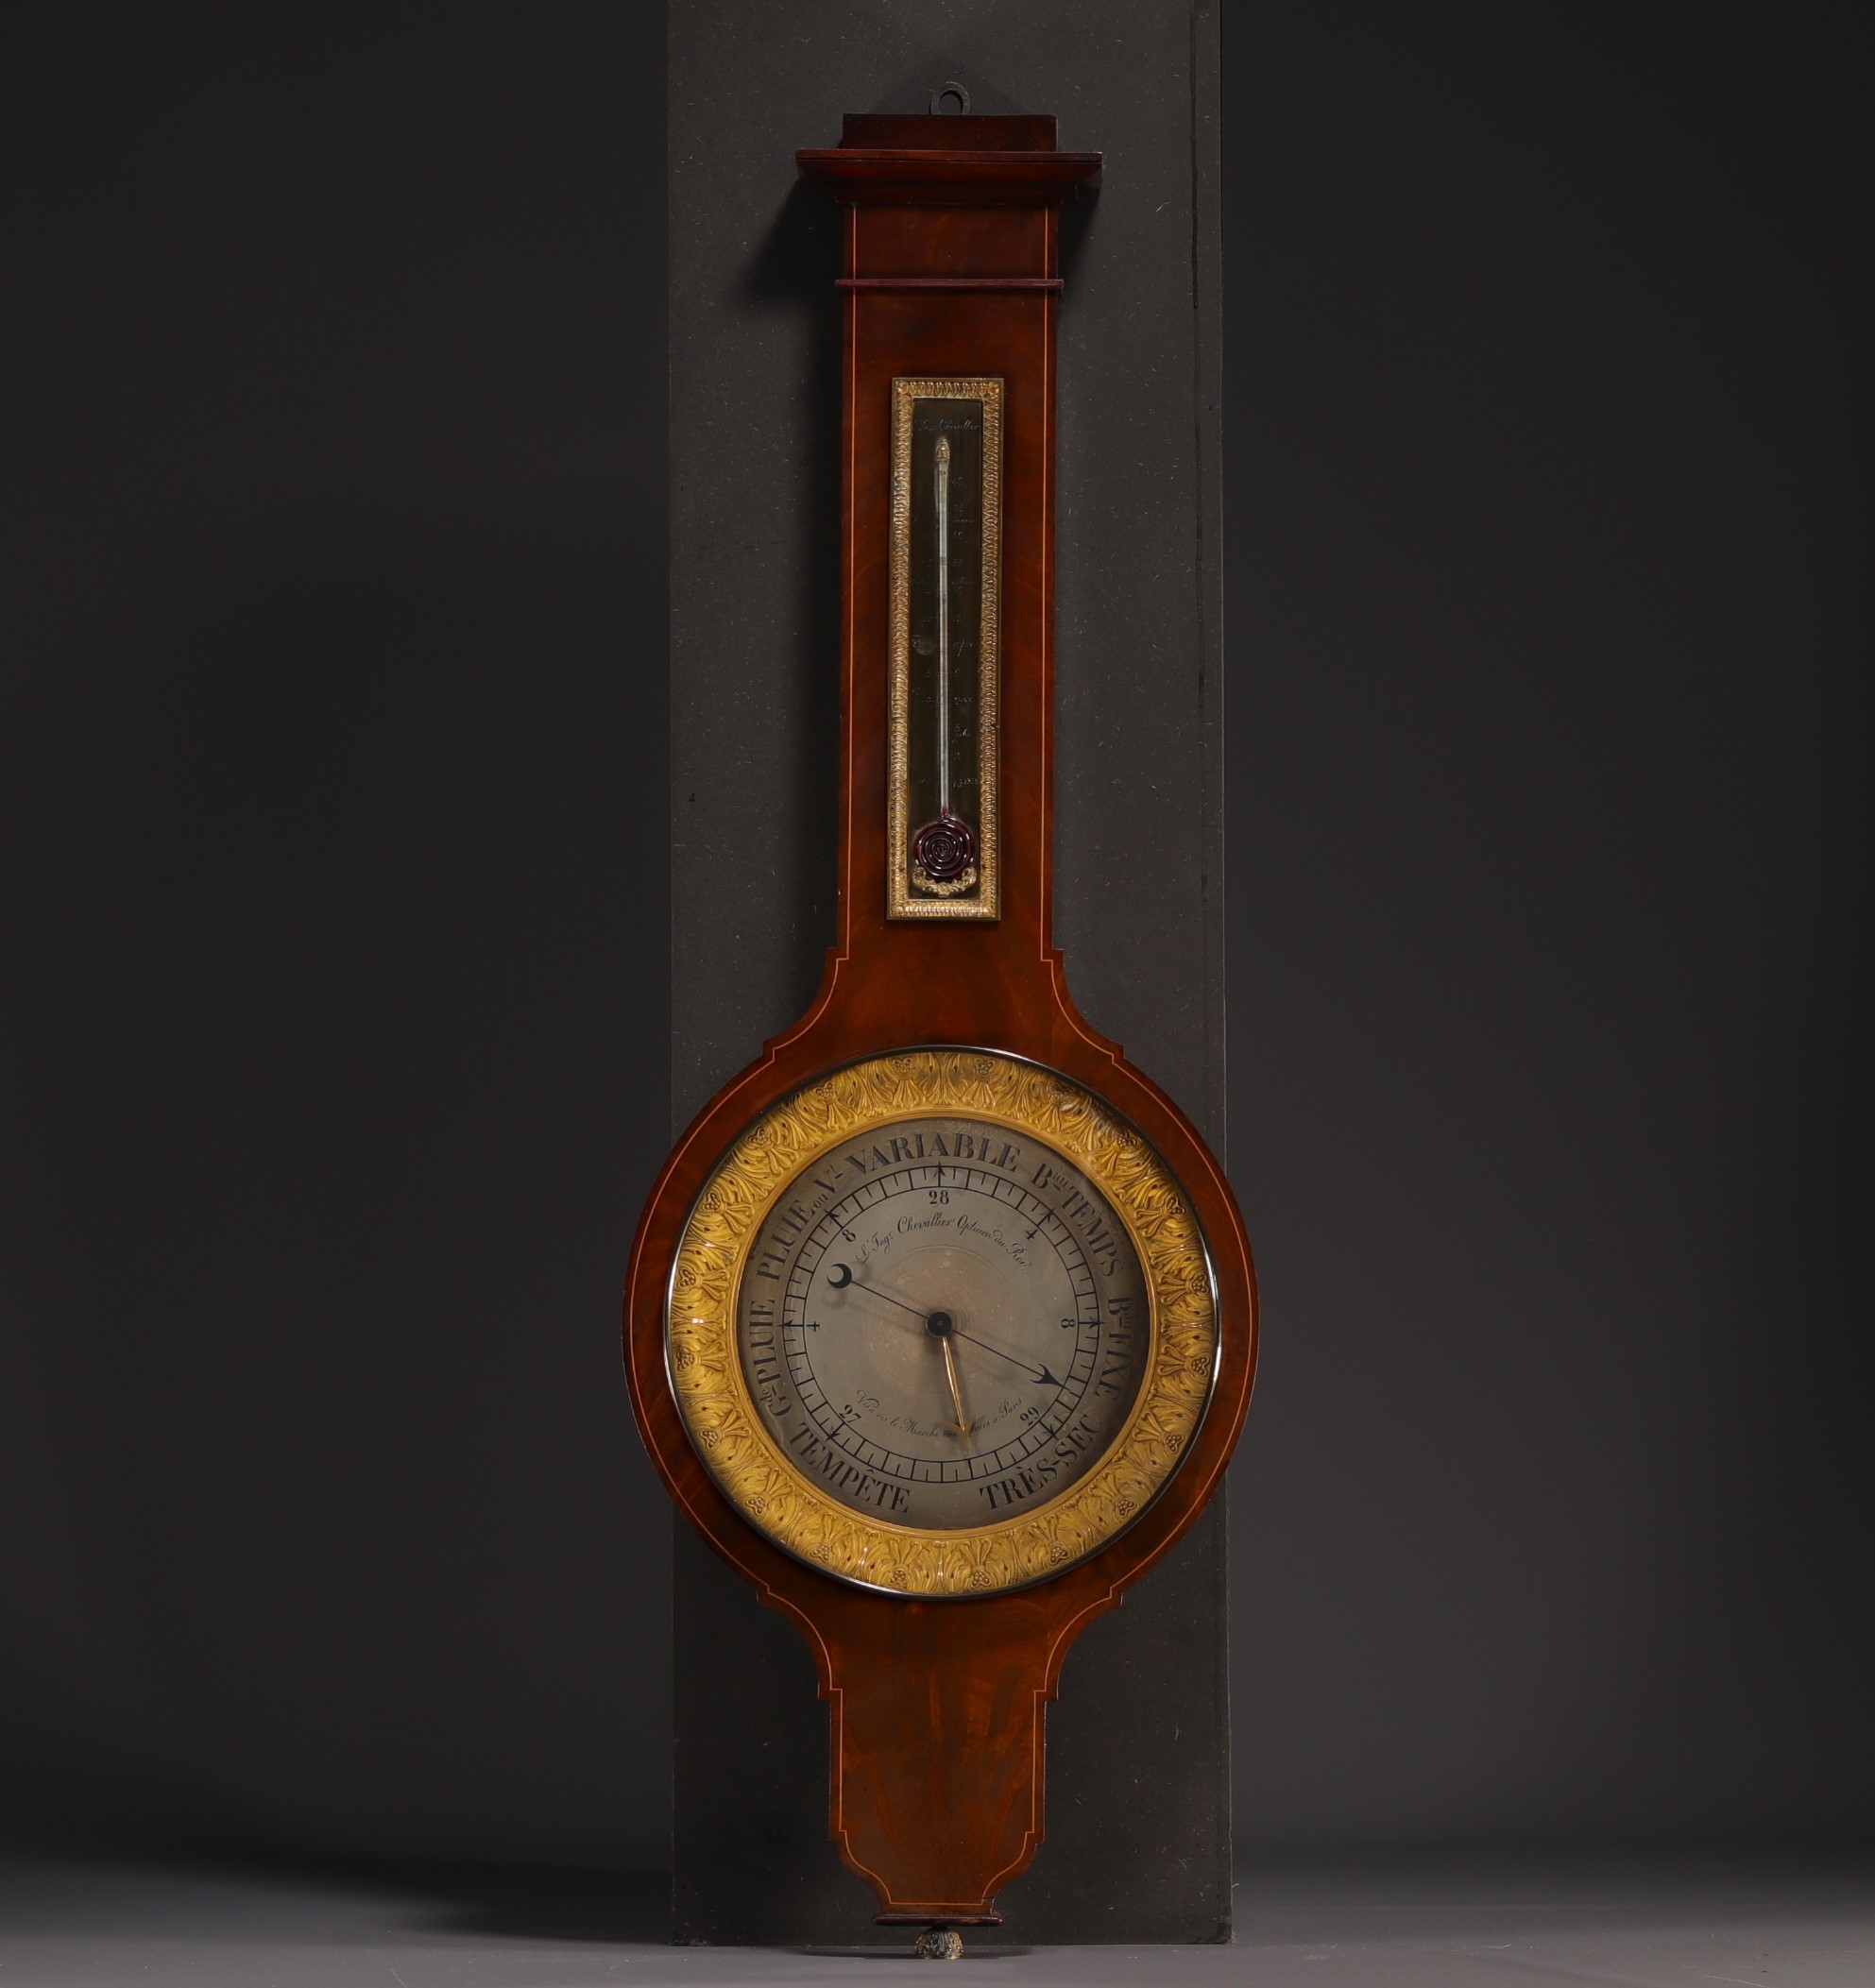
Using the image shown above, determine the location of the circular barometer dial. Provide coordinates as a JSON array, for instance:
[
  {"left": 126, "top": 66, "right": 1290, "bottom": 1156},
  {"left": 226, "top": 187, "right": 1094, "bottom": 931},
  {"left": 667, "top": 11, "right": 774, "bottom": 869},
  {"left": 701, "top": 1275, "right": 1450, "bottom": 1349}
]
[{"left": 666, "top": 1048, "right": 1218, "bottom": 1596}]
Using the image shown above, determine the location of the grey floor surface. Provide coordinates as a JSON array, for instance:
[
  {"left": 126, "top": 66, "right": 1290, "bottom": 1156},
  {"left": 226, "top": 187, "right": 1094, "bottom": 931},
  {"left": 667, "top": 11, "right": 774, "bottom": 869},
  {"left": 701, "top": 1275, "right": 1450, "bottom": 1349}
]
[{"left": 1, "top": 1851, "right": 1870, "bottom": 1986}]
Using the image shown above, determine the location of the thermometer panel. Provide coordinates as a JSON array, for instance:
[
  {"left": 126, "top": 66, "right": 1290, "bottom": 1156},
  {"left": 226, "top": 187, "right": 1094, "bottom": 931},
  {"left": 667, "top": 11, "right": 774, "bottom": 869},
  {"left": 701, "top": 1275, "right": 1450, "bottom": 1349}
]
[{"left": 887, "top": 376, "right": 1002, "bottom": 921}]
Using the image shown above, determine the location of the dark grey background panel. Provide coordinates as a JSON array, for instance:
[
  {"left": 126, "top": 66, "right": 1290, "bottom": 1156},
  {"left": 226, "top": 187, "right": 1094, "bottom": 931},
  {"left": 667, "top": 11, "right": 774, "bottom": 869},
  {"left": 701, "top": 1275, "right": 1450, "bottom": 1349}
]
[
  {"left": 669, "top": 0, "right": 1231, "bottom": 1948},
  {"left": 5, "top": 2, "right": 1867, "bottom": 1933}
]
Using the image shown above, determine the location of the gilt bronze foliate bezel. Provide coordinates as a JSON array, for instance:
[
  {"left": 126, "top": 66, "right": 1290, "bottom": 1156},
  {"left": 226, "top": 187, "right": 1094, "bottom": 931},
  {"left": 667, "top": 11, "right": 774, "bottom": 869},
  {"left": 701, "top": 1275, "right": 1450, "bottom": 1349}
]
[{"left": 665, "top": 1047, "right": 1219, "bottom": 1598}]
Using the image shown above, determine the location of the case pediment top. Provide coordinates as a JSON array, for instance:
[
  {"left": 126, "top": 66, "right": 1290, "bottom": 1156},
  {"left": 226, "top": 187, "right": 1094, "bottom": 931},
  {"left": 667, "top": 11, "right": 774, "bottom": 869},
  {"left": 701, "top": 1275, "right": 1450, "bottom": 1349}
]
[{"left": 796, "top": 110, "right": 1101, "bottom": 206}]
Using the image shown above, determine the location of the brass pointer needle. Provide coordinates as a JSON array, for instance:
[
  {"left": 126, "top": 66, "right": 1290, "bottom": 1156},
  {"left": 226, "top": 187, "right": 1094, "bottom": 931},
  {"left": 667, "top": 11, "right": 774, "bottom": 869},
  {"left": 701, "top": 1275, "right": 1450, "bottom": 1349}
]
[
  {"left": 824, "top": 1264, "right": 976, "bottom": 1441},
  {"left": 938, "top": 1333, "right": 973, "bottom": 1442}
]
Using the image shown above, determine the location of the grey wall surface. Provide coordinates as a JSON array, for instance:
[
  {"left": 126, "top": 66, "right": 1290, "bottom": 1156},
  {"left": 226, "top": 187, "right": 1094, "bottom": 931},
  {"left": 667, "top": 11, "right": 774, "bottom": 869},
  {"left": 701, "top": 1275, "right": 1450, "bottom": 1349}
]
[
  {"left": 669, "top": 0, "right": 1232, "bottom": 1948},
  {"left": 1224, "top": 5, "right": 1872, "bottom": 1850},
  {"left": 1, "top": 8, "right": 673, "bottom": 1873}
]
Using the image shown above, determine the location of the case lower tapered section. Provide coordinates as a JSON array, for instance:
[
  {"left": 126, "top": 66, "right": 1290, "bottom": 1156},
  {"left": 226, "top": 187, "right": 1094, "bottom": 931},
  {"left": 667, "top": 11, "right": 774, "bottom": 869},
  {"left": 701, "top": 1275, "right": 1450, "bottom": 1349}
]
[{"left": 811, "top": 1587, "right": 1107, "bottom": 1924}]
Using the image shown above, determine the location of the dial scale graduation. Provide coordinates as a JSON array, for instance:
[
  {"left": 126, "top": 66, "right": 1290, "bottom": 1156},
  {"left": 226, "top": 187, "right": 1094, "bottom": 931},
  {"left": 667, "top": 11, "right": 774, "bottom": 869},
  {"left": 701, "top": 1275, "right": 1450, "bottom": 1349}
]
[{"left": 738, "top": 1114, "right": 1151, "bottom": 1530}]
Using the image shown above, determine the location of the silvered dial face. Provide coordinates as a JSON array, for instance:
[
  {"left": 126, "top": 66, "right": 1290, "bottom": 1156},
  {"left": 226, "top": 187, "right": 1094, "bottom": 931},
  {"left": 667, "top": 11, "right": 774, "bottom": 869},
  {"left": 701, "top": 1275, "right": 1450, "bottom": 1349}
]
[{"left": 736, "top": 1114, "right": 1151, "bottom": 1531}]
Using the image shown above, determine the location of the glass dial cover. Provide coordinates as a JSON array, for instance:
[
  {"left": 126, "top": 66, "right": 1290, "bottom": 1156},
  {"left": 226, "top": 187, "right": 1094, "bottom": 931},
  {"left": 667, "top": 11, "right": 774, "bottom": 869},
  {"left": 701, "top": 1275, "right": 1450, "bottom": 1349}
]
[{"left": 665, "top": 1049, "right": 1219, "bottom": 1597}]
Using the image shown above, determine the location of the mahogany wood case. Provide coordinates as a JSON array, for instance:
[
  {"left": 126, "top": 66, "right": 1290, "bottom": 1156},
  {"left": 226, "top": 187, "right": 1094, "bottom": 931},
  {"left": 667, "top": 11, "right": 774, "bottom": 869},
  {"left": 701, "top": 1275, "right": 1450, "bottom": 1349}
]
[{"left": 626, "top": 114, "right": 1257, "bottom": 1928}]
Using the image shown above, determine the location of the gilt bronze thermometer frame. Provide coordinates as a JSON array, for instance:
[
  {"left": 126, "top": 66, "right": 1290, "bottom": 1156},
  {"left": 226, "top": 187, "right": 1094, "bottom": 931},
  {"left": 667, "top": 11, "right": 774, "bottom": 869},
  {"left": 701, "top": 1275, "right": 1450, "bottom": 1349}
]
[{"left": 887, "top": 376, "right": 1003, "bottom": 921}]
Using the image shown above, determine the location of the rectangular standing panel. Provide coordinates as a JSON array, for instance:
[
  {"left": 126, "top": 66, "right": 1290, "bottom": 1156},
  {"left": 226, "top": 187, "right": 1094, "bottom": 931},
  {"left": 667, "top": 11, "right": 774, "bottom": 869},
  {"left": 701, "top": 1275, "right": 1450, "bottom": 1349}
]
[{"left": 670, "top": 0, "right": 1228, "bottom": 1946}]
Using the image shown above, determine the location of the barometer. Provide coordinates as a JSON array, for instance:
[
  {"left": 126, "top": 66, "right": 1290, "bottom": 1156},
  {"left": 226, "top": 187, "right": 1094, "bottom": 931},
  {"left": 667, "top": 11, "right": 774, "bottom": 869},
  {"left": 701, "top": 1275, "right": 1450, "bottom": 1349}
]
[{"left": 626, "top": 106, "right": 1256, "bottom": 1950}]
